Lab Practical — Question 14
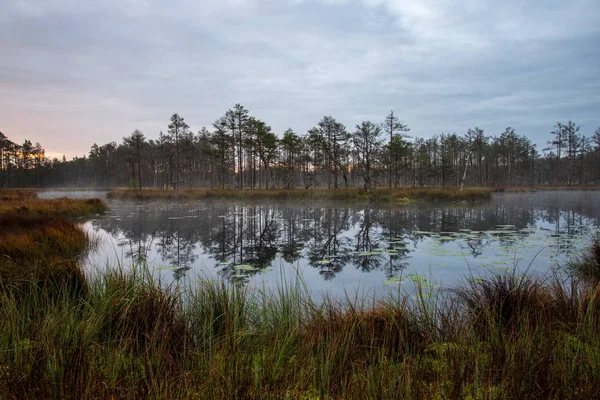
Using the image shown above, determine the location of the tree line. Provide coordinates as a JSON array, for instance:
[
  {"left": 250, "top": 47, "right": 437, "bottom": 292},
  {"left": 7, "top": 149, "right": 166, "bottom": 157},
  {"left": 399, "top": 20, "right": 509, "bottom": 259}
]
[{"left": 2, "top": 105, "right": 600, "bottom": 189}]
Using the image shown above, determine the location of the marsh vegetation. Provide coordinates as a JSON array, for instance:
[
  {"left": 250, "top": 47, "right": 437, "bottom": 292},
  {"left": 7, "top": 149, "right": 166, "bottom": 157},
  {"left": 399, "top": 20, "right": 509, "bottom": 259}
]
[
  {"left": 106, "top": 186, "right": 495, "bottom": 202},
  {"left": 1, "top": 190, "right": 600, "bottom": 398},
  {"left": 2, "top": 257, "right": 600, "bottom": 398}
]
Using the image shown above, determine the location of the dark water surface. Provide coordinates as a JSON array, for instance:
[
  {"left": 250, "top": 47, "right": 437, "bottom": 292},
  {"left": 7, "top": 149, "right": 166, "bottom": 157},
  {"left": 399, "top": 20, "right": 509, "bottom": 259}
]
[{"left": 42, "top": 190, "right": 600, "bottom": 298}]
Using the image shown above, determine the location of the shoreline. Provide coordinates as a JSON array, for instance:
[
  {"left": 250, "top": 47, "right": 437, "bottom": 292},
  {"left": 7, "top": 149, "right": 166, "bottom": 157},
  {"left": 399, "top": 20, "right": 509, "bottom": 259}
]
[{"left": 105, "top": 187, "right": 496, "bottom": 202}]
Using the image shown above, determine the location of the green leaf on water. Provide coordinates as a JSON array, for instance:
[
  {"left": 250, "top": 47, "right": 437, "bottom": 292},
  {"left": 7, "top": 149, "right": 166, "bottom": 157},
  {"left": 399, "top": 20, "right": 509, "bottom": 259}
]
[
  {"left": 194, "top": 279, "right": 219, "bottom": 284},
  {"left": 233, "top": 264, "right": 259, "bottom": 271},
  {"left": 154, "top": 265, "right": 178, "bottom": 271},
  {"left": 383, "top": 277, "right": 403, "bottom": 284},
  {"left": 406, "top": 274, "right": 427, "bottom": 283},
  {"left": 358, "top": 251, "right": 381, "bottom": 256}
]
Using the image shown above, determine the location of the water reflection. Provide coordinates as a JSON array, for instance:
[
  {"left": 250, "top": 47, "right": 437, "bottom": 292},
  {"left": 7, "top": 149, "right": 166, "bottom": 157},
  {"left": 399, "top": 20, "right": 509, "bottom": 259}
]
[{"left": 85, "top": 192, "right": 600, "bottom": 291}]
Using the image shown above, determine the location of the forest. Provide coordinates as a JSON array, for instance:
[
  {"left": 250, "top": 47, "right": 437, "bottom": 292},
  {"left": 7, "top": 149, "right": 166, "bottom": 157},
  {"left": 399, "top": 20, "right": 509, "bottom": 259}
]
[{"left": 1, "top": 105, "right": 600, "bottom": 189}]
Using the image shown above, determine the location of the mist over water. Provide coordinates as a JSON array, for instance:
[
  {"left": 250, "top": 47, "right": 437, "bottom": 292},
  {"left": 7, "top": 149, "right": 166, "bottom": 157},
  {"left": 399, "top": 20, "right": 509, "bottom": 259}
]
[{"left": 44, "top": 190, "right": 600, "bottom": 298}]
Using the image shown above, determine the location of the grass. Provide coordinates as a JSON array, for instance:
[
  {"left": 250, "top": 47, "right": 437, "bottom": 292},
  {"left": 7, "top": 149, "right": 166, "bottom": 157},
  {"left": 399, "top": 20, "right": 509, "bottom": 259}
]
[
  {"left": 0, "top": 189, "right": 38, "bottom": 201},
  {"left": 0, "top": 197, "right": 108, "bottom": 218},
  {"left": 106, "top": 187, "right": 495, "bottom": 202},
  {"left": 0, "top": 192, "right": 108, "bottom": 299},
  {"left": 1, "top": 257, "right": 600, "bottom": 398},
  {"left": 570, "top": 239, "right": 600, "bottom": 285}
]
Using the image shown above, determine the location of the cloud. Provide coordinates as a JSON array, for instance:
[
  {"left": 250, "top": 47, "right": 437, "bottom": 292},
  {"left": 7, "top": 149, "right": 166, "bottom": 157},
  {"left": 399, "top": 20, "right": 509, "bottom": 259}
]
[{"left": 0, "top": 0, "right": 598, "bottom": 158}]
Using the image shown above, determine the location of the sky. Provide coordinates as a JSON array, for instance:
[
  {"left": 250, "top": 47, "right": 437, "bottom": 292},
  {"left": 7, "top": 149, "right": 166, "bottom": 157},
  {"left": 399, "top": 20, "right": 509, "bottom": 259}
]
[{"left": 1, "top": 0, "right": 599, "bottom": 159}]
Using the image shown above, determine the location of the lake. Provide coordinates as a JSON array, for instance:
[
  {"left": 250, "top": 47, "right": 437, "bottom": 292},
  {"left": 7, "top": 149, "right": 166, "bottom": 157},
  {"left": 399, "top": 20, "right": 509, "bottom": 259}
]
[{"left": 40, "top": 190, "right": 600, "bottom": 298}]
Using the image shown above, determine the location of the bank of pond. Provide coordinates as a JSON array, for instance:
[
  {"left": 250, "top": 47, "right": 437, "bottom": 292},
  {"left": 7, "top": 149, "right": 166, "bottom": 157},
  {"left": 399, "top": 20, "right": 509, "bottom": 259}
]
[
  {"left": 1, "top": 190, "right": 600, "bottom": 398},
  {"left": 106, "top": 186, "right": 496, "bottom": 202}
]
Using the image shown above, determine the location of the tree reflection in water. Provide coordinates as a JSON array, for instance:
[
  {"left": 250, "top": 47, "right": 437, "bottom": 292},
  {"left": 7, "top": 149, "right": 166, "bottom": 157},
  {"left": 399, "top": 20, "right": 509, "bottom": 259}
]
[{"left": 89, "top": 192, "right": 600, "bottom": 284}]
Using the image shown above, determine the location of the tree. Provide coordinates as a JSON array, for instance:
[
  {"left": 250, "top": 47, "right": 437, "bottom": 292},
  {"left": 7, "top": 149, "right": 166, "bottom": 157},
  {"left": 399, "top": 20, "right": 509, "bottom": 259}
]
[
  {"left": 123, "top": 129, "right": 146, "bottom": 190},
  {"left": 311, "top": 116, "right": 349, "bottom": 189},
  {"left": 549, "top": 122, "right": 565, "bottom": 185},
  {"left": 460, "top": 129, "right": 478, "bottom": 191},
  {"left": 167, "top": 113, "right": 189, "bottom": 190},
  {"left": 212, "top": 117, "right": 233, "bottom": 189},
  {"left": 225, "top": 104, "right": 250, "bottom": 189},
  {"left": 0, "top": 132, "right": 12, "bottom": 187},
  {"left": 563, "top": 121, "right": 580, "bottom": 185},
  {"left": 280, "top": 129, "right": 302, "bottom": 189},
  {"left": 353, "top": 121, "right": 383, "bottom": 190},
  {"left": 592, "top": 128, "right": 600, "bottom": 184},
  {"left": 382, "top": 111, "right": 410, "bottom": 190},
  {"left": 323, "top": 117, "right": 350, "bottom": 189},
  {"left": 249, "top": 118, "right": 278, "bottom": 189}
]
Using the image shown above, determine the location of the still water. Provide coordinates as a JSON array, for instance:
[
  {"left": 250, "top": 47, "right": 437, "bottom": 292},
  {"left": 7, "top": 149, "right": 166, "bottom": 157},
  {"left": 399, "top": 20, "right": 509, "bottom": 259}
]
[{"left": 42, "top": 190, "right": 600, "bottom": 298}]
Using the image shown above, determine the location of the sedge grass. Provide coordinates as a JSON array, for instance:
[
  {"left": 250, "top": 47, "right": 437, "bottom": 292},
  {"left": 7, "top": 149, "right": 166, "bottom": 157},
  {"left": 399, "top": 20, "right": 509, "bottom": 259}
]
[
  {"left": 2, "top": 254, "right": 600, "bottom": 399},
  {"left": 569, "top": 239, "right": 600, "bottom": 286},
  {"left": 0, "top": 189, "right": 38, "bottom": 201},
  {"left": 0, "top": 197, "right": 108, "bottom": 218},
  {"left": 0, "top": 195, "right": 107, "bottom": 299}
]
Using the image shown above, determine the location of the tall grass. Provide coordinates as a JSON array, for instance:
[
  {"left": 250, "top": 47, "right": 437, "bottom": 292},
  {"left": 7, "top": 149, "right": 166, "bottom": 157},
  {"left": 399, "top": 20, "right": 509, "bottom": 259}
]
[
  {"left": 0, "top": 195, "right": 107, "bottom": 300},
  {"left": 107, "top": 187, "right": 495, "bottom": 202},
  {"left": 2, "top": 258, "right": 600, "bottom": 399},
  {"left": 570, "top": 239, "right": 600, "bottom": 285},
  {"left": 0, "top": 189, "right": 38, "bottom": 201},
  {"left": 0, "top": 197, "right": 108, "bottom": 217}
]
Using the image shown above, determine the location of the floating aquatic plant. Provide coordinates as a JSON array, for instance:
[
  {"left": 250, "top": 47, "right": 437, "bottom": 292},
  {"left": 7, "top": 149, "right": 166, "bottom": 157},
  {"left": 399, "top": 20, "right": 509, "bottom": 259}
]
[
  {"left": 382, "top": 277, "right": 403, "bottom": 284},
  {"left": 405, "top": 274, "right": 427, "bottom": 283},
  {"left": 233, "top": 264, "right": 259, "bottom": 271}
]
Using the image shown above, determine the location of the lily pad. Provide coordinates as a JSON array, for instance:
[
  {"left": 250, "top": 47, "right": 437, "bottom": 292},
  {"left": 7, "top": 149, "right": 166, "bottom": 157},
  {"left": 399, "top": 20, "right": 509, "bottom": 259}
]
[
  {"left": 406, "top": 274, "right": 427, "bottom": 283},
  {"left": 358, "top": 251, "right": 381, "bottom": 256},
  {"left": 383, "top": 277, "right": 403, "bottom": 284},
  {"left": 233, "top": 264, "right": 259, "bottom": 271},
  {"left": 153, "top": 265, "right": 178, "bottom": 271}
]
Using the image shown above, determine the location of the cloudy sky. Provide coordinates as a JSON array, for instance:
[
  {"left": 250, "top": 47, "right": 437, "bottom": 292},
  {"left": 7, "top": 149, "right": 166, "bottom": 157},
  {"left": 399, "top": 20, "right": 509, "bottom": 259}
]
[{"left": 1, "top": 0, "right": 599, "bottom": 159}]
